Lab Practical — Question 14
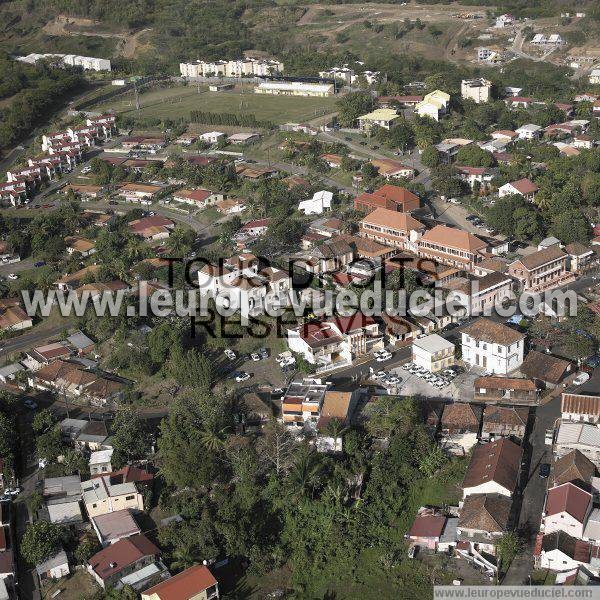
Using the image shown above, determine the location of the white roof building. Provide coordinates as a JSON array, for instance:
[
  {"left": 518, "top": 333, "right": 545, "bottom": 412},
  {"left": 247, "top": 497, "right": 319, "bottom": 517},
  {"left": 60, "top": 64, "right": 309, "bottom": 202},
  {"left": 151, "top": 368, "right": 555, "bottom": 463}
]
[{"left": 298, "top": 190, "right": 333, "bottom": 215}]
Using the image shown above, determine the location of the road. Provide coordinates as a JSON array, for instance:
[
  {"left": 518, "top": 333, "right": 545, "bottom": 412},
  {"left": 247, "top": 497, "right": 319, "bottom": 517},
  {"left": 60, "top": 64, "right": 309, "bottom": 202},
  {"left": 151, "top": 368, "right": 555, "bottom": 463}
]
[
  {"left": 1, "top": 323, "right": 68, "bottom": 361},
  {"left": 502, "top": 388, "right": 563, "bottom": 584}
]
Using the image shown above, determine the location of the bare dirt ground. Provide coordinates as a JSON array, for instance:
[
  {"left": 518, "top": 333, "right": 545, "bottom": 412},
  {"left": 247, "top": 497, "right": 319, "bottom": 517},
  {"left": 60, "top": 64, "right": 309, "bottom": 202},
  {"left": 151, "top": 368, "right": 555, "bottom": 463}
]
[
  {"left": 42, "top": 14, "right": 152, "bottom": 58},
  {"left": 297, "top": 2, "right": 487, "bottom": 28}
]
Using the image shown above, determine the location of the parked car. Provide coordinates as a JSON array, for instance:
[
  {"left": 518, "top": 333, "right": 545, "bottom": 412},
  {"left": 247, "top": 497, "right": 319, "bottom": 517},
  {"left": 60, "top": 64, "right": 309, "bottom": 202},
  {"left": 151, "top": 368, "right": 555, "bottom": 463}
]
[
  {"left": 34, "top": 261, "right": 46, "bottom": 268},
  {"left": 251, "top": 353, "right": 261, "bottom": 362},
  {"left": 23, "top": 399, "right": 37, "bottom": 410},
  {"left": 224, "top": 349, "right": 236, "bottom": 360},
  {"left": 376, "top": 351, "right": 393, "bottom": 362},
  {"left": 572, "top": 372, "right": 591, "bottom": 386},
  {"left": 545, "top": 428, "right": 554, "bottom": 445},
  {"left": 539, "top": 463, "right": 550, "bottom": 478},
  {"left": 235, "top": 372, "right": 251, "bottom": 383},
  {"left": 7, "top": 274, "right": 18, "bottom": 280}
]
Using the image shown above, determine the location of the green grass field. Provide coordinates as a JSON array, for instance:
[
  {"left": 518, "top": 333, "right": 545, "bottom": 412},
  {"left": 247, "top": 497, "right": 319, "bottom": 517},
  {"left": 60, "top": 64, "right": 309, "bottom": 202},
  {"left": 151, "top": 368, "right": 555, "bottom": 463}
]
[{"left": 95, "top": 85, "right": 338, "bottom": 124}]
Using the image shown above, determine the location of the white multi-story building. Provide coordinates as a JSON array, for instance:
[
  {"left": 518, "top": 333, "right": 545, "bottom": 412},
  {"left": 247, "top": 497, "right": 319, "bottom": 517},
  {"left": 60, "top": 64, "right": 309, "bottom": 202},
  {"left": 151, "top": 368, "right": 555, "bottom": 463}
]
[
  {"left": 180, "top": 58, "right": 283, "bottom": 78},
  {"left": 461, "top": 78, "right": 492, "bottom": 104},
  {"left": 460, "top": 317, "right": 525, "bottom": 374},
  {"left": 412, "top": 334, "right": 455, "bottom": 373},
  {"left": 287, "top": 313, "right": 383, "bottom": 372},
  {"left": 16, "top": 53, "right": 111, "bottom": 71},
  {"left": 197, "top": 253, "right": 291, "bottom": 320}
]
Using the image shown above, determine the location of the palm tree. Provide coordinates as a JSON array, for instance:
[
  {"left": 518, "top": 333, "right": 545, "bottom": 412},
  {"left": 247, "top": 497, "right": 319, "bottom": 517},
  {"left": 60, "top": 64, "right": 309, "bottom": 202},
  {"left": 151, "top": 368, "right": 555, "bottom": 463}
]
[
  {"left": 288, "top": 449, "right": 323, "bottom": 499},
  {"left": 198, "top": 423, "right": 229, "bottom": 452},
  {"left": 170, "top": 543, "right": 200, "bottom": 572},
  {"left": 324, "top": 418, "right": 347, "bottom": 453}
]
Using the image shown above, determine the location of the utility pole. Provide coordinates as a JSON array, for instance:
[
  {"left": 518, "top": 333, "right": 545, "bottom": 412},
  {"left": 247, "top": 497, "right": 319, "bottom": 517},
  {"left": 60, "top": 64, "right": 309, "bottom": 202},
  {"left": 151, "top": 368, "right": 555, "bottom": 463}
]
[{"left": 133, "top": 80, "right": 140, "bottom": 111}]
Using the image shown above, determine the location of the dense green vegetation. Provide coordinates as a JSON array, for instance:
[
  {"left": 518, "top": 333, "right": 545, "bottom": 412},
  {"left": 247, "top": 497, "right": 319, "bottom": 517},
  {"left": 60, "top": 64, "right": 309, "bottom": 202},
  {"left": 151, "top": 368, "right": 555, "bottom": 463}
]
[{"left": 0, "top": 54, "right": 85, "bottom": 150}]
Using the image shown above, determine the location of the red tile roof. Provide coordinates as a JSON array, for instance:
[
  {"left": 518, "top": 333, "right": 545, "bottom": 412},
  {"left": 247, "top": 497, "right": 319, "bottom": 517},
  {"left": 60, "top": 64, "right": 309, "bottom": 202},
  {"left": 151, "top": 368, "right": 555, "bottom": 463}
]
[
  {"left": 142, "top": 564, "right": 217, "bottom": 599},
  {"left": 507, "top": 178, "right": 539, "bottom": 195},
  {"left": 408, "top": 515, "right": 446, "bottom": 539},
  {"left": 463, "top": 438, "right": 522, "bottom": 493},
  {"left": 545, "top": 483, "right": 591, "bottom": 522},
  {"left": 89, "top": 534, "right": 159, "bottom": 581}
]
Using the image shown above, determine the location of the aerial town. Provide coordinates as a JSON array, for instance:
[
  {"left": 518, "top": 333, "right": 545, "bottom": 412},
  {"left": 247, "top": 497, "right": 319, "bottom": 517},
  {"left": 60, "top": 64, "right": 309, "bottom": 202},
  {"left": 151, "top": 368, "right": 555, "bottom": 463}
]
[{"left": 0, "top": 1, "right": 599, "bottom": 599}]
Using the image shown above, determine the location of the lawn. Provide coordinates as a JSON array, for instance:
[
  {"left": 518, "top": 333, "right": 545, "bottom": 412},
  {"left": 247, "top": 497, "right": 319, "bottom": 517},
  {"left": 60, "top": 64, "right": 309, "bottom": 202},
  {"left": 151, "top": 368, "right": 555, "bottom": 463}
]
[{"left": 94, "top": 85, "right": 338, "bottom": 125}]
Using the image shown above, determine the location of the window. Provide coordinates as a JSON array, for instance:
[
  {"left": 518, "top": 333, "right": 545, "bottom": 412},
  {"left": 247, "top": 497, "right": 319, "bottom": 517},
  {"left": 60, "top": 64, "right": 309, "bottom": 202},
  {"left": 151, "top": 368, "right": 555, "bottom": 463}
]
[
  {"left": 92, "top": 504, "right": 97, "bottom": 508},
  {"left": 125, "top": 495, "right": 135, "bottom": 501}
]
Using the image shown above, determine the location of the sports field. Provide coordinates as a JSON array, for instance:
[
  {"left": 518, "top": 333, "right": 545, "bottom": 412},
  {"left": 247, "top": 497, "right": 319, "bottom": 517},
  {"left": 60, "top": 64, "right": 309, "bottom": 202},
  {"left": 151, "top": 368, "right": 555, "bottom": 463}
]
[{"left": 95, "top": 85, "right": 338, "bottom": 124}]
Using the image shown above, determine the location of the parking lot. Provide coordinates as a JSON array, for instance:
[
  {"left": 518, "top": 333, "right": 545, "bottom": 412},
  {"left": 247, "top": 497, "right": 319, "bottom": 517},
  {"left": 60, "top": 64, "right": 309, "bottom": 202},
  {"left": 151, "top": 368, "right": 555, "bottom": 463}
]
[{"left": 368, "top": 360, "right": 481, "bottom": 400}]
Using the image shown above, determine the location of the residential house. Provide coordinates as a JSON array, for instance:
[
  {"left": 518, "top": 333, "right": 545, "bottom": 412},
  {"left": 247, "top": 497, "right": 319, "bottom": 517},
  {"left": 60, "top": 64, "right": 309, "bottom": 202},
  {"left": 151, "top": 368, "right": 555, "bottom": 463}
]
[
  {"left": 172, "top": 188, "right": 223, "bottom": 209},
  {"left": 566, "top": 242, "right": 596, "bottom": 273},
  {"left": 54, "top": 264, "right": 100, "bottom": 291},
  {"left": 200, "top": 131, "right": 226, "bottom": 145},
  {"left": 411, "top": 334, "right": 455, "bottom": 372},
  {"left": 461, "top": 78, "right": 492, "bottom": 104},
  {"left": 281, "top": 378, "right": 329, "bottom": 430},
  {"left": 381, "top": 312, "right": 420, "bottom": 346},
  {"left": 542, "top": 483, "right": 593, "bottom": 538},
  {"left": 553, "top": 450, "right": 596, "bottom": 490},
  {"left": 415, "top": 90, "right": 450, "bottom": 121},
  {"left": 457, "top": 493, "right": 512, "bottom": 559},
  {"left": 36, "top": 550, "right": 70, "bottom": 582},
  {"left": 354, "top": 184, "right": 420, "bottom": 213},
  {"left": 216, "top": 198, "right": 246, "bottom": 215},
  {"left": 141, "top": 564, "right": 219, "bottom": 600},
  {"left": 377, "top": 95, "right": 423, "bottom": 108},
  {"left": 562, "top": 393, "right": 600, "bottom": 424},
  {"left": 301, "top": 238, "right": 354, "bottom": 274},
  {"left": 320, "top": 154, "right": 343, "bottom": 168},
  {"left": 359, "top": 208, "right": 424, "bottom": 252},
  {"left": 0, "top": 363, "right": 24, "bottom": 384},
  {"left": 462, "top": 438, "right": 522, "bottom": 499},
  {"left": 508, "top": 245, "right": 572, "bottom": 292},
  {"left": 370, "top": 159, "right": 415, "bottom": 180},
  {"left": 556, "top": 423, "right": 600, "bottom": 467},
  {"left": 0, "top": 304, "right": 32, "bottom": 332},
  {"left": 473, "top": 376, "right": 539, "bottom": 405},
  {"left": 358, "top": 108, "right": 400, "bottom": 132},
  {"left": 67, "top": 331, "right": 96, "bottom": 356},
  {"left": 460, "top": 318, "right": 525, "bottom": 374},
  {"left": 82, "top": 475, "right": 144, "bottom": 519},
  {"left": 197, "top": 253, "right": 291, "bottom": 319},
  {"left": 43, "top": 475, "right": 84, "bottom": 525},
  {"left": 91, "top": 509, "right": 141, "bottom": 547},
  {"left": 87, "top": 534, "right": 167, "bottom": 590},
  {"left": 456, "top": 166, "right": 495, "bottom": 191},
  {"left": 498, "top": 178, "right": 539, "bottom": 200},
  {"left": 286, "top": 313, "right": 383, "bottom": 372},
  {"left": 298, "top": 190, "right": 333, "bottom": 215},
  {"left": 573, "top": 135, "right": 594, "bottom": 150},
  {"left": 235, "top": 219, "right": 270, "bottom": 241},
  {"left": 515, "top": 124, "right": 543, "bottom": 140},
  {"left": 74, "top": 420, "right": 110, "bottom": 452},
  {"left": 481, "top": 405, "right": 529, "bottom": 441},
  {"left": 439, "top": 402, "right": 482, "bottom": 456},
  {"left": 417, "top": 225, "right": 488, "bottom": 271},
  {"left": 89, "top": 448, "right": 114, "bottom": 476},
  {"left": 535, "top": 531, "right": 592, "bottom": 572},
  {"left": 520, "top": 350, "right": 572, "bottom": 388},
  {"left": 64, "top": 236, "right": 96, "bottom": 257},
  {"left": 406, "top": 508, "right": 448, "bottom": 551},
  {"left": 129, "top": 216, "right": 175, "bottom": 241},
  {"left": 117, "top": 183, "right": 162, "bottom": 204}
]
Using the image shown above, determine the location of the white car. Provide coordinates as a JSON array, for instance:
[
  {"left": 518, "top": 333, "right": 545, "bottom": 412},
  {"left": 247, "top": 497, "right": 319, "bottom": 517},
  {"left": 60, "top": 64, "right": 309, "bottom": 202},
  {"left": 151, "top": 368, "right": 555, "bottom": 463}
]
[
  {"left": 251, "top": 353, "right": 261, "bottom": 362},
  {"left": 387, "top": 375, "right": 401, "bottom": 384},
  {"left": 235, "top": 372, "right": 250, "bottom": 383},
  {"left": 224, "top": 349, "right": 236, "bottom": 360},
  {"left": 572, "top": 372, "right": 590, "bottom": 386},
  {"left": 280, "top": 357, "right": 295, "bottom": 368},
  {"left": 7, "top": 274, "right": 17, "bottom": 280},
  {"left": 376, "top": 352, "right": 392, "bottom": 362}
]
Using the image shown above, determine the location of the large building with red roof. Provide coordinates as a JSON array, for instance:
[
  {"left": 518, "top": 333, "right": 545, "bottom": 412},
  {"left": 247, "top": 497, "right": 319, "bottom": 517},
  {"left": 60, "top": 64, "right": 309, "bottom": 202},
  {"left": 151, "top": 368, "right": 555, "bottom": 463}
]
[
  {"left": 141, "top": 564, "right": 219, "bottom": 600},
  {"left": 286, "top": 312, "right": 383, "bottom": 371}
]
